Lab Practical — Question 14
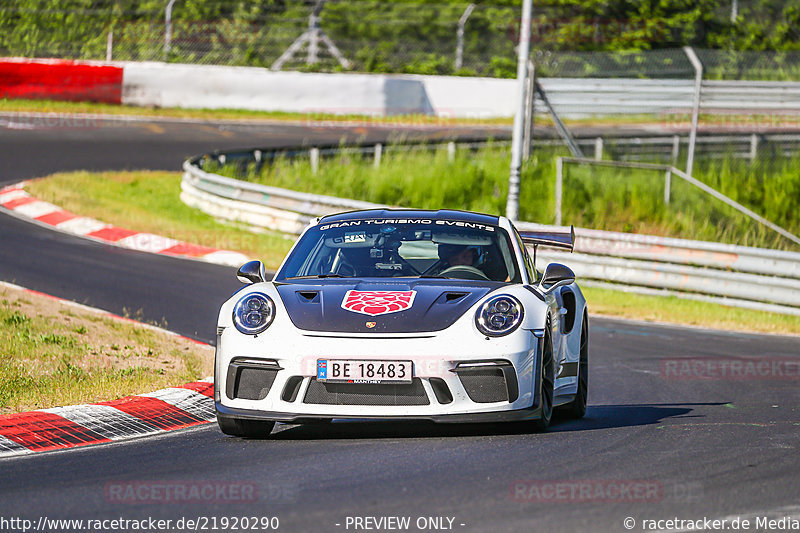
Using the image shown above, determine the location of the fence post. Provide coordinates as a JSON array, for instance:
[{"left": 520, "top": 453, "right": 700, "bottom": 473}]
[
  {"left": 665, "top": 169, "right": 672, "bottom": 204},
  {"left": 683, "top": 46, "right": 703, "bottom": 176},
  {"left": 164, "top": 0, "right": 177, "bottom": 60},
  {"left": 555, "top": 157, "right": 563, "bottom": 226},
  {"left": 447, "top": 141, "right": 456, "bottom": 162},
  {"left": 594, "top": 137, "right": 603, "bottom": 160},
  {"left": 455, "top": 4, "right": 475, "bottom": 70},
  {"left": 374, "top": 143, "right": 382, "bottom": 168},
  {"left": 749, "top": 133, "right": 759, "bottom": 161},
  {"left": 106, "top": 31, "right": 113, "bottom": 61},
  {"left": 522, "top": 60, "right": 536, "bottom": 160},
  {"left": 505, "top": 0, "right": 533, "bottom": 222},
  {"left": 310, "top": 148, "right": 320, "bottom": 174}
]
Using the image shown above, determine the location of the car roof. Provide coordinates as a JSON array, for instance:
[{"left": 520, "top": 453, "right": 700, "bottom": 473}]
[{"left": 319, "top": 209, "right": 501, "bottom": 226}]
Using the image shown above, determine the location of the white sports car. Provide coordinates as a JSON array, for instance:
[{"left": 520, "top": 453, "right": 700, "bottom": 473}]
[{"left": 214, "top": 209, "right": 588, "bottom": 437}]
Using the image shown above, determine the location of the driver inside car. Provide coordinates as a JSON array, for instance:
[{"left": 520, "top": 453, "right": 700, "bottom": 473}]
[{"left": 439, "top": 243, "right": 478, "bottom": 269}]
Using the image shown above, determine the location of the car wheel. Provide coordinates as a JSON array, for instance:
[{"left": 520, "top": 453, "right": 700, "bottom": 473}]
[
  {"left": 559, "top": 314, "right": 588, "bottom": 419},
  {"left": 217, "top": 414, "right": 275, "bottom": 438},
  {"left": 532, "top": 326, "right": 555, "bottom": 432}
]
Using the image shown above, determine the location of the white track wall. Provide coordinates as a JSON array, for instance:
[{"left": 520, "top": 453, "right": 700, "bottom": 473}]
[
  {"left": 6, "top": 57, "right": 800, "bottom": 118},
  {"left": 122, "top": 62, "right": 436, "bottom": 116}
]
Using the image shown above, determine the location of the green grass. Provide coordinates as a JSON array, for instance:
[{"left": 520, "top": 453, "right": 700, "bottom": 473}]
[
  {"left": 219, "top": 144, "right": 800, "bottom": 251},
  {"left": 217, "top": 143, "right": 552, "bottom": 221},
  {"left": 560, "top": 159, "right": 800, "bottom": 251},
  {"left": 26, "top": 170, "right": 295, "bottom": 267},
  {"left": 0, "top": 286, "right": 212, "bottom": 413}
]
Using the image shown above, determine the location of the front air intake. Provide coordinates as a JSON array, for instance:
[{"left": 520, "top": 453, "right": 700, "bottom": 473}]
[
  {"left": 303, "top": 378, "right": 429, "bottom": 406},
  {"left": 226, "top": 359, "right": 281, "bottom": 401},
  {"left": 455, "top": 361, "right": 519, "bottom": 403}
]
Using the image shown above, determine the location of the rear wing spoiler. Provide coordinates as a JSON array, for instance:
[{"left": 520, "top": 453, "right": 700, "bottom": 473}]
[{"left": 519, "top": 225, "right": 575, "bottom": 252}]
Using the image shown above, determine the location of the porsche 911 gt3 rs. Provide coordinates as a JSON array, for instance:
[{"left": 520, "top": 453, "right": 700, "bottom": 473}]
[{"left": 214, "top": 209, "right": 588, "bottom": 437}]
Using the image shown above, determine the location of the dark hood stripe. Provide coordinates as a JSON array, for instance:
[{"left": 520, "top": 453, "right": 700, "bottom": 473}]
[{"left": 275, "top": 279, "right": 504, "bottom": 333}]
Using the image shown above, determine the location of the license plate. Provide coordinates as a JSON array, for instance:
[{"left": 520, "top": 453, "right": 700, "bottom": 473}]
[{"left": 316, "top": 359, "right": 412, "bottom": 384}]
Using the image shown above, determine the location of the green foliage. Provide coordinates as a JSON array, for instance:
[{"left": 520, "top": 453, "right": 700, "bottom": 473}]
[
  {"left": 4, "top": 311, "right": 30, "bottom": 326},
  {"left": 2, "top": 1, "right": 800, "bottom": 78}
]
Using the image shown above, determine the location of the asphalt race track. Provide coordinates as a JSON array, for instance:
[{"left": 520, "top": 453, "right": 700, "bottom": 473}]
[{"left": 1, "top": 115, "right": 800, "bottom": 533}]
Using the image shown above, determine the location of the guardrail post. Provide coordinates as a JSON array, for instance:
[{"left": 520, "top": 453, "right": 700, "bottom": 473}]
[
  {"left": 683, "top": 46, "right": 703, "bottom": 177},
  {"left": 447, "top": 141, "right": 456, "bottom": 162},
  {"left": 671, "top": 135, "right": 680, "bottom": 166},
  {"left": 310, "top": 148, "right": 319, "bottom": 174},
  {"left": 749, "top": 133, "right": 759, "bottom": 162},
  {"left": 374, "top": 143, "right": 382, "bottom": 168},
  {"left": 555, "top": 157, "right": 563, "bottom": 226},
  {"left": 594, "top": 137, "right": 603, "bottom": 160},
  {"left": 665, "top": 169, "right": 672, "bottom": 204}
]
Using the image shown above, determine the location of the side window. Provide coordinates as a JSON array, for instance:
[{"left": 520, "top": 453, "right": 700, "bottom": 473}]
[
  {"left": 525, "top": 248, "right": 539, "bottom": 283},
  {"left": 512, "top": 230, "right": 536, "bottom": 284}
]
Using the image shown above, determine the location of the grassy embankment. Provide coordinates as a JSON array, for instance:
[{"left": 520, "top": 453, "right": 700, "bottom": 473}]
[{"left": 0, "top": 284, "right": 213, "bottom": 414}]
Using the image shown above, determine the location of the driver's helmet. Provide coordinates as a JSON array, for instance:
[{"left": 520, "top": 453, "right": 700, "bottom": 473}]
[{"left": 437, "top": 243, "right": 479, "bottom": 266}]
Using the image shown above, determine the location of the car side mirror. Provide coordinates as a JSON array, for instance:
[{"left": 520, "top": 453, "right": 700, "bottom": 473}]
[
  {"left": 539, "top": 263, "right": 575, "bottom": 293},
  {"left": 237, "top": 260, "right": 267, "bottom": 284}
]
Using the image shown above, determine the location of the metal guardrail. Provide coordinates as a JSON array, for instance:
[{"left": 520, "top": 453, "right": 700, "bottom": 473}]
[
  {"left": 182, "top": 143, "right": 800, "bottom": 316},
  {"left": 516, "top": 222, "right": 800, "bottom": 315},
  {"left": 537, "top": 78, "right": 800, "bottom": 117},
  {"left": 555, "top": 157, "right": 800, "bottom": 248}
]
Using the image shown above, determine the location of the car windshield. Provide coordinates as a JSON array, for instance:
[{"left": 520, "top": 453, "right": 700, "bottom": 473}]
[{"left": 277, "top": 218, "right": 521, "bottom": 283}]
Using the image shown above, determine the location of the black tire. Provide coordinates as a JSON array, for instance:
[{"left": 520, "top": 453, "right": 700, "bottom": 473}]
[
  {"left": 532, "top": 326, "right": 555, "bottom": 432},
  {"left": 217, "top": 414, "right": 275, "bottom": 438},
  {"left": 559, "top": 313, "right": 589, "bottom": 419}
]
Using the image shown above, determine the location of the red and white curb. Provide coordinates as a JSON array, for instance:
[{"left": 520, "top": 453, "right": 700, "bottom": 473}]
[
  {"left": 0, "top": 380, "right": 214, "bottom": 457},
  {"left": 0, "top": 281, "right": 217, "bottom": 458},
  {"left": 0, "top": 182, "right": 249, "bottom": 267}
]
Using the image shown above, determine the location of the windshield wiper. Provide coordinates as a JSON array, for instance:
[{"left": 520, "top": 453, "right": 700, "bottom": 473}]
[
  {"left": 418, "top": 274, "right": 447, "bottom": 279},
  {"left": 285, "top": 274, "right": 349, "bottom": 280}
]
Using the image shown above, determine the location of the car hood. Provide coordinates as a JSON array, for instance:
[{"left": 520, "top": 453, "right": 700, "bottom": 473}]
[{"left": 274, "top": 279, "right": 504, "bottom": 333}]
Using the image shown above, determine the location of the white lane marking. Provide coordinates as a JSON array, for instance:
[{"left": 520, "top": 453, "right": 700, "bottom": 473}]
[
  {"left": 56, "top": 217, "right": 107, "bottom": 235},
  {"left": 0, "top": 119, "right": 39, "bottom": 130},
  {"left": 140, "top": 388, "right": 215, "bottom": 421},
  {"left": 13, "top": 200, "right": 61, "bottom": 219},
  {"left": 117, "top": 233, "right": 179, "bottom": 253},
  {"left": 40, "top": 404, "right": 161, "bottom": 441}
]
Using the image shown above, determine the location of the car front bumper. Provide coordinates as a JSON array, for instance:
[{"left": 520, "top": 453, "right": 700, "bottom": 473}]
[
  {"left": 215, "top": 401, "right": 543, "bottom": 424},
  {"left": 215, "top": 328, "right": 544, "bottom": 422}
]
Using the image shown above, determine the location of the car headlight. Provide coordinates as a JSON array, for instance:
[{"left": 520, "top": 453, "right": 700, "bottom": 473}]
[
  {"left": 232, "top": 292, "right": 275, "bottom": 335},
  {"left": 475, "top": 295, "right": 523, "bottom": 337}
]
